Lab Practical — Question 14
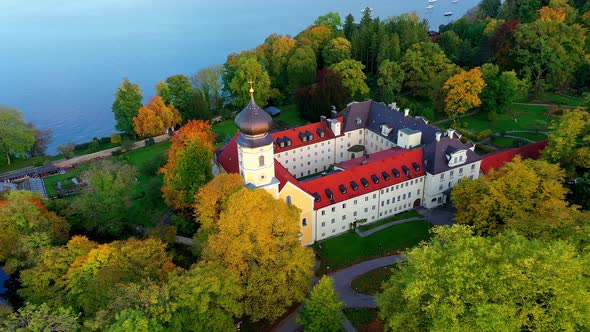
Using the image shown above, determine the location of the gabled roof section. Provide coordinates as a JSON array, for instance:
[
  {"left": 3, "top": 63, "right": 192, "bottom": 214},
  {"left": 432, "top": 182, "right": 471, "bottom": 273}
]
[
  {"left": 422, "top": 136, "right": 482, "bottom": 174},
  {"left": 274, "top": 159, "right": 299, "bottom": 191},
  {"left": 271, "top": 117, "right": 343, "bottom": 153},
  {"left": 298, "top": 149, "right": 426, "bottom": 209},
  {"left": 481, "top": 140, "right": 548, "bottom": 175},
  {"left": 336, "top": 101, "right": 439, "bottom": 145},
  {"left": 216, "top": 133, "right": 240, "bottom": 174},
  {"left": 335, "top": 147, "right": 408, "bottom": 170}
]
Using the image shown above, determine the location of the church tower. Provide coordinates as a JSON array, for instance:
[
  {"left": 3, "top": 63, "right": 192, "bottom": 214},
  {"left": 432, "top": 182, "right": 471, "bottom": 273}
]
[{"left": 234, "top": 83, "right": 279, "bottom": 198}]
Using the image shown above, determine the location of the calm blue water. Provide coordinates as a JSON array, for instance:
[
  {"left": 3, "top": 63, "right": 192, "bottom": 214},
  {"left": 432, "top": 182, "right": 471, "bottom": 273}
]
[
  {"left": 0, "top": 266, "right": 8, "bottom": 304},
  {"left": 0, "top": 0, "right": 478, "bottom": 153}
]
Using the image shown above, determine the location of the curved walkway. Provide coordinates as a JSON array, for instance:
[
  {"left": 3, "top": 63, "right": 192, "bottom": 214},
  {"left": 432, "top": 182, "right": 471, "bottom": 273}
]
[{"left": 329, "top": 255, "right": 406, "bottom": 308}]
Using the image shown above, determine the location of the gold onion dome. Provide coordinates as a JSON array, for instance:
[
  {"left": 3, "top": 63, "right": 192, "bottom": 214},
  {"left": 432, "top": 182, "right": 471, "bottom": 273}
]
[{"left": 234, "top": 86, "right": 272, "bottom": 136}]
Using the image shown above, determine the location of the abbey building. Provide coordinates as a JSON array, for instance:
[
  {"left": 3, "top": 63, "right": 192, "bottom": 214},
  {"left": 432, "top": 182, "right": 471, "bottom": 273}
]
[{"left": 216, "top": 94, "right": 482, "bottom": 245}]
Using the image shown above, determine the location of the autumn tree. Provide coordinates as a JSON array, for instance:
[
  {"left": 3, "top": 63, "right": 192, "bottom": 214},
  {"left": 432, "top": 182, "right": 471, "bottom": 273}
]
[
  {"left": 452, "top": 156, "right": 583, "bottom": 239},
  {"left": 287, "top": 46, "right": 317, "bottom": 87},
  {"left": 227, "top": 55, "right": 274, "bottom": 107},
  {"left": 68, "top": 160, "right": 138, "bottom": 237},
  {"left": 0, "top": 107, "right": 35, "bottom": 165},
  {"left": 322, "top": 37, "right": 352, "bottom": 67},
  {"left": 156, "top": 74, "right": 194, "bottom": 122},
  {"left": 443, "top": 67, "right": 486, "bottom": 119},
  {"left": 161, "top": 120, "right": 215, "bottom": 214},
  {"left": 0, "top": 190, "right": 70, "bottom": 273},
  {"left": 377, "top": 225, "right": 590, "bottom": 331},
  {"left": 543, "top": 108, "right": 590, "bottom": 174},
  {"left": 296, "top": 25, "right": 335, "bottom": 62},
  {"left": 133, "top": 96, "right": 182, "bottom": 138},
  {"left": 330, "top": 59, "right": 369, "bottom": 100},
  {"left": 202, "top": 188, "right": 315, "bottom": 322},
  {"left": 259, "top": 35, "right": 297, "bottom": 93},
  {"left": 377, "top": 60, "right": 405, "bottom": 103},
  {"left": 297, "top": 276, "right": 345, "bottom": 332},
  {"left": 480, "top": 63, "right": 526, "bottom": 113},
  {"left": 112, "top": 78, "right": 143, "bottom": 135}
]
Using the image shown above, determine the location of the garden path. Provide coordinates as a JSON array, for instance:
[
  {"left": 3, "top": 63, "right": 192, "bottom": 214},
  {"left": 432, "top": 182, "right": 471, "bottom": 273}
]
[{"left": 354, "top": 217, "right": 423, "bottom": 237}]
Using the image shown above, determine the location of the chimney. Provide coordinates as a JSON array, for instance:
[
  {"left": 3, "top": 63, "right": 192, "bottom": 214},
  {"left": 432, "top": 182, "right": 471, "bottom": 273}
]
[
  {"left": 390, "top": 102, "right": 398, "bottom": 111},
  {"left": 435, "top": 132, "right": 442, "bottom": 142},
  {"left": 446, "top": 128, "right": 455, "bottom": 139},
  {"left": 320, "top": 115, "right": 327, "bottom": 122},
  {"left": 331, "top": 110, "right": 337, "bottom": 118},
  {"left": 404, "top": 108, "right": 410, "bottom": 117}
]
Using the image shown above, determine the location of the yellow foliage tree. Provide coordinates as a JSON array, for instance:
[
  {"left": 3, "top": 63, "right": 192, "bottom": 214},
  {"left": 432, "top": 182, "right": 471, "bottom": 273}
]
[
  {"left": 543, "top": 108, "right": 590, "bottom": 174},
  {"left": 443, "top": 67, "right": 486, "bottom": 119},
  {"left": 202, "top": 188, "right": 315, "bottom": 322},
  {"left": 133, "top": 96, "right": 182, "bottom": 138}
]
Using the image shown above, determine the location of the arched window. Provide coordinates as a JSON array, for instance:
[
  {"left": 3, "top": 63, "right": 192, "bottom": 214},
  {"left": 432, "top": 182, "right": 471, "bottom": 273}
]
[
  {"left": 259, "top": 155, "right": 265, "bottom": 167},
  {"left": 286, "top": 196, "right": 292, "bottom": 205}
]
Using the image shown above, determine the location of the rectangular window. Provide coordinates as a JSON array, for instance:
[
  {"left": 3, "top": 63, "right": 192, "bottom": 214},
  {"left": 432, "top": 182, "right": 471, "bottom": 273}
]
[
  {"left": 332, "top": 207, "right": 335, "bottom": 212},
  {"left": 409, "top": 192, "right": 412, "bottom": 198},
  {"left": 471, "top": 164, "right": 476, "bottom": 170},
  {"left": 365, "top": 197, "right": 368, "bottom": 202},
  {"left": 439, "top": 185, "right": 443, "bottom": 191},
  {"left": 342, "top": 225, "right": 346, "bottom": 230},
  {"left": 354, "top": 200, "right": 357, "bottom": 205},
  {"left": 353, "top": 211, "right": 357, "bottom": 217},
  {"left": 372, "top": 205, "right": 376, "bottom": 210},
  {"left": 403, "top": 193, "right": 406, "bottom": 200},
  {"left": 322, "top": 232, "right": 325, "bottom": 237},
  {"left": 417, "top": 189, "right": 420, "bottom": 195},
  {"left": 342, "top": 215, "right": 346, "bottom": 220},
  {"left": 321, "top": 210, "right": 325, "bottom": 216},
  {"left": 331, "top": 218, "right": 335, "bottom": 224},
  {"left": 364, "top": 207, "right": 368, "bottom": 212},
  {"left": 459, "top": 167, "right": 463, "bottom": 174},
  {"left": 373, "top": 194, "right": 377, "bottom": 199},
  {"left": 441, "top": 173, "right": 445, "bottom": 180},
  {"left": 387, "top": 199, "right": 390, "bottom": 204},
  {"left": 332, "top": 229, "right": 335, "bottom": 233},
  {"left": 342, "top": 203, "right": 346, "bottom": 209},
  {"left": 450, "top": 170, "right": 454, "bottom": 177},
  {"left": 381, "top": 201, "right": 384, "bottom": 207},
  {"left": 321, "top": 222, "right": 325, "bottom": 227}
]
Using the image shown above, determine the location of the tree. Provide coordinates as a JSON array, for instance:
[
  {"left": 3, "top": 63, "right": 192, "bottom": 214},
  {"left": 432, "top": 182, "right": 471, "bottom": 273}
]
[
  {"left": 297, "top": 276, "right": 344, "bottom": 332},
  {"left": 330, "top": 59, "right": 369, "bottom": 100},
  {"left": 156, "top": 75, "right": 194, "bottom": 122},
  {"left": 263, "top": 35, "right": 297, "bottom": 93},
  {"left": 294, "top": 69, "right": 349, "bottom": 123},
  {"left": 296, "top": 25, "right": 335, "bottom": 61},
  {"left": 27, "top": 124, "right": 52, "bottom": 157},
  {"left": 322, "top": 37, "right": 352, "bottom": 67},
  {"left": 287, "top": 46, "right": 317, "bottom": 87},
  {"left": 0, "top": 190, "right": 70, "bottom": 273},
  {"left": 0, "top": 303, "right": 80, "bottom": 332},
  {"left": 377, "top": 60, "right": 405, "bottom": 103},
  {"left": 377, "top": 225, "right": 590, "bottom": 331},
  {"left": 161, "top": 120, "right": 215, "bottom": 213},
  {"left": 343, "top": 14, "right": 355, "bottom": 40},
  {"left": 192, "top": 66, "right": 223, "bottom": 109},
  {"left": 202, "top": 188, "right": 315, "bottom": 322},
  {"left": 105, "top": 309, "right": 164, "bottom": 332},
  {"left": 376, "top": 33, "right": 402, "bottom": 65},
  {"left": 227, "top": 56, "right": 273, "bottom": 107},
  {"left": 167, "top": 262, "right": 243, "bottom": 331},
  {"left": 438, "top": 30, "right": 463, "bottom": 62},
  {"left": 500, "top": 0, "right": 544, "bottom": 22},
  {"left": 543, "top": 108, "right": 590, "bottom": 174},
  {"left": 452, "top": 156, "right": 582, "bottom": 239},
  {"left": 68, "top": 160, "right": 138, "bottom": 237},
  {"left": 314, "top": 12, "right": 342, "bottom": 32},
  {"left": 112, "top": 78, "right": 143, "bottom": 136},
  {"left": 401, "top": 42, "right": 453, "bottom": 97},
  {"left": 480, "top": 63, "right": 525, "bottom": 113},
  {"left": 57, "top": 143, "right": 75, "bottom": 159},
  {"left": 186, "top": 89, "right": 211, "bottom": 121},
  {"left": 443, "top": 67, "right": 486, "bottom": 119},
  {"left": 133, "top": 96, "right": 182, "bottom": 138},
  {"left": 0, "top": 107, "right": 35, "bottom": 165},
  {"left": 478, "top": 0, "right": 502, "bottom": 18}
]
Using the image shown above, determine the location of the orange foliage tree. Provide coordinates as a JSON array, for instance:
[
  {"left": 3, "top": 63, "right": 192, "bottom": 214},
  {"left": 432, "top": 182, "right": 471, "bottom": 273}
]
[
  {"left": 161, "top": 120, "right": 216, "bottom": 213},
  {"left": 443, "top": 67, "right": 486, "bottom": 119},
  {"left": 133, "top": 96, "right": 182, "bottom": 138}
]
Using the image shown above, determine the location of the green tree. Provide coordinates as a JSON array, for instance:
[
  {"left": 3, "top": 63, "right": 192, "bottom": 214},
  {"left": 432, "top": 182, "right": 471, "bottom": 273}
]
[
  {"left": 0, "top": 303, "right": 80, "bottom": 332},
  {"left": 192, "top": 66, "right": 223, "bottom": 109},
  {"left": 500, "top": 0, "right": 543, "bottom": 22},
  {"left": 287, "top": 46, "right": 317, "bottom": 87},
  {"left": 69, "top": 160, "right": 138, "bottom": 237},
  {"left": 377, "top": 60, "right": 405, "bottom": 103},
  {"left": 322, "top": 37, "right": 352, "bottom": 67},
  {"left": 479, "top": 0, "right": 502, "bottom": 18},
  {"left": 259, "top": 35, "right": 297, "bottom": 94},
  {"left": 438, "top": 30, "right": 463, "bottom": 62},
  {"left": 156, "top": 75, "right": 195, "bottom": 122},
  {"left": 112, "top": 78, "right": 143, "bottom": 136},
  {"left": 377, "top": 225, "right": 590, "bottom": 331},
  {"left": 228, "top": 56, "right": 273, "bottom": 107},
  {"left": 401, "top": 42, "right": 452, "bottom": 97},
  {"left": 314, "top": 12, "right": 342, "bottom": 32},
  {"left": 452, "top": 156, "right": 582, "bottom": 239},
  {"left": 343, "top": 14, "right": 355, "bottom": 40},
  {"left": 330, "top": 59, "right": 369, "bottom": 100},
  {"left": 376, "top": 33, "right": 402, "bottom": 65},
  {"left": 202, "top": 188, "right": 315, "bottom": 322},
  {"left": 294, "top": 69, "right": 350, "bottom": 123},
  {"left": 186, "top": 89, "right": 211, "bottom": 121},
  {"left": 480, "top": 63, "right": 526, "bottom": 113},
  {"left": 543, "top": 108, "right": 590, "bottom": 173},
  {"left": 297, "top": 276, "right": 344, "bottom": 332},
  {"left": 106, "top": 309, "right": 164, "bottom": 332},
  {"left": 0, "top": 107, "right": 35, "bottom": 165},
  {"left": 0, "top": 191, "right": 70, "bottom": 273}
]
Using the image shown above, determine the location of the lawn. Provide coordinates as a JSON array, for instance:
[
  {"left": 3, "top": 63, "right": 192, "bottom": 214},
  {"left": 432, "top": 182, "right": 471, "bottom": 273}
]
[
  {"left": 343, "top": 308, "right": 383, "bottom": 331},
  {"left": 351, "top": 266, "right": 395, "bottom": 296},
  {"left": 459, "top": 104, "right": 551, "bottom": 133},
  {"left": 313, "top": 220, "right": 430, "bottom": 273},
  {"left": 272, "top": 104, "right": 306, "bottom": 127},
  {"left": 533, "top": 92, "right": 584, "bottom": 107},
  {"left": 358, "top": 210, "right": 420, "bottom": 232},
  {"left": 488, "top": 136, "right": 526, "bottom": 148},
  {"left": 43, "top": 165, "right": 90, "bottom": 198},
  {"left": 118, "top": 140, "right": 171, "bottom": 166},
  {"left": 507, "top": 131, "right": 548, "bottom": 142}
]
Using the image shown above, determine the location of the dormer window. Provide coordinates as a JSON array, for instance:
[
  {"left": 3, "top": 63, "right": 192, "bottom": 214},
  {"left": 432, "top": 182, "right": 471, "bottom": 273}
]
[
  {"left": 382, "top": 171, "right": 390, "bottom": 181},
  {"left": 361, "top": 178, "right": 369, "bottom": 187},
  {"left": 371, "top": 174, "right": 379, "bottom": 184},
  {"left": 402, "top": 165, "right": 411, "bottom": 178},
  {"left": 412, "top": 162, "right": 421, "bottom": 172},
  {"left": 325, "top": 189, "right": 334, "bottom": 200},
  {"left": 339, "top": 184, "right": 347, "bottom": 194},
  {"left": 356, "top": 117, "right": 362, "bottom": 125},
  {"left": 350, "top": 181, "right": 358, "bottom": 191},
  {"left": 392, "top": 168, "right": 400, "bottom": 178}
]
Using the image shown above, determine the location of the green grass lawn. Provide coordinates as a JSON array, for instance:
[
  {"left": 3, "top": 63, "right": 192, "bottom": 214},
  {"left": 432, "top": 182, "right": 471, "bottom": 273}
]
[
  {"left": 118, "top": 141, "right": 171, "bottom": 167},
  {"left": 507, "top": 131, "right": 548, "bottom": 142},
  {"left": 358, "top": 210, "right": 420, "bottom": 232},
  {"left": 43, "top": 166, "right": 90, "bottom": 198},
  {"left": 0, "top": 156, "right": 54, "bottom": 174},
  {"left": 314, "top": 220, "right": 430, "bottom": 273},
  {"left": 343, "top": 308, "right": 382, "bottom": 331},
  {"left": 272, "top": 104, "right": 306, "bottom": 127},
  {"left": 351, "top": 266, "right": 395, "bottom": 296},
  {"left": 488, "top": 136, "right": 526, "bottom": 148},
  {"left": 459, "top": 104, "right": 551, "bottom": 133},
  {"left": 533, "top": 92, "right": 584, "bottom": 107}
]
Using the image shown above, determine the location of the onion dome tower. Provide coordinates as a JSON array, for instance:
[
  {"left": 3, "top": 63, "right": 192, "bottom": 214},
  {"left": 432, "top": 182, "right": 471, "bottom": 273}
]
[{"left": 235, "top": 82, "right": 279, "bottom": 197}]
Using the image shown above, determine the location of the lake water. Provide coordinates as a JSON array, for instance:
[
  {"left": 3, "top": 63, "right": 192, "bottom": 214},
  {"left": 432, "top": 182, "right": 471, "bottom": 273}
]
[
  {"left": 0, "top": 266, "right": 8, "bottom": 304},
  {"left": 0, "top": 0, "right": 478, "bottom": 153}
]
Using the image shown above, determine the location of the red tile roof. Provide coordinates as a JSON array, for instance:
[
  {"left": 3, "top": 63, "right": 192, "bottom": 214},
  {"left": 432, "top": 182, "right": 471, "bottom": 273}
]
[
  {"left": 274, "top": 159, "right": 299, "bottom": 191},
  {"left": 481, "top": 140, "right": 548, "bottom": 175},
  {"left": 298, "top": 148, "right": 426, "bottom": 209},
  {"left": 335, "top": 147, "right": 408, "bottom": 170},
  {"left": 216, "top": 133, "right": 240, "bottom": 174},
  {"left": 271, "top": 117, "right": 343, "bottom": 154}
]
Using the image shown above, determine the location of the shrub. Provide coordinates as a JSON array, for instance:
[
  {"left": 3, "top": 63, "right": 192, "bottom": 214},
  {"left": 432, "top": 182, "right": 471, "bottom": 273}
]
[
  {"left": 57, "top": 143, "right": 75, "bottom": 159},
  {"left": 121, "top": 139, "right": 135, "bottom": 151},
  {"left": 144, "top": 138, "right": 155, "bottom": 147},
  {"left": 111, "top": 149, "right": 122, "bottom": 156},
  {"left": 111, "top": 134, "right": 123, "bottom": 145},
  {"left": 88, "top": 139, "right": 100, "bottom": 153}
]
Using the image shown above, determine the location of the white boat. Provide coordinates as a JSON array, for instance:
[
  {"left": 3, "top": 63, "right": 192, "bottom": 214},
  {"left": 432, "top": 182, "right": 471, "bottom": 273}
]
[
  {"left": 428, "top": 0, "right": 437, "bottom": 3},
  {"left": 452, "top": 0, "right": 459, "bottom": 3},
  {"left": 444, "top": 11, "right": 453, "bottom": 16},
  {"left": 426, "top": 4, "right": 434, "bottom": 9}
]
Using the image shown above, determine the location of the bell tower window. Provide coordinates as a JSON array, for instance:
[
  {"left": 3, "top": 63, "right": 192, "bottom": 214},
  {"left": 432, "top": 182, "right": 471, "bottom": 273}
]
[{"left": 259, "top": 155, "right": 265, "bottom": 167}]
